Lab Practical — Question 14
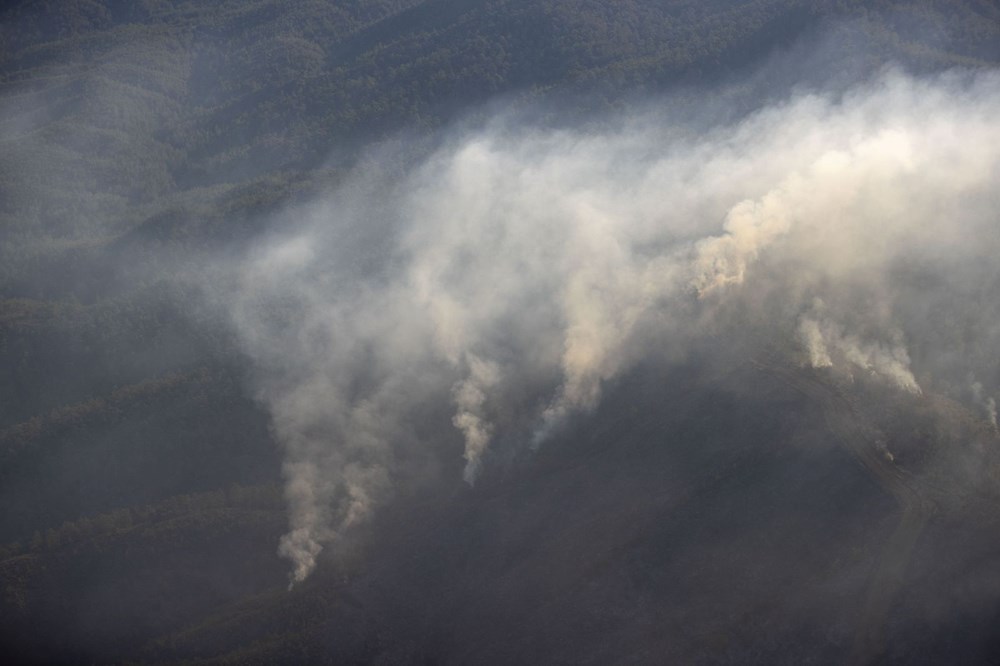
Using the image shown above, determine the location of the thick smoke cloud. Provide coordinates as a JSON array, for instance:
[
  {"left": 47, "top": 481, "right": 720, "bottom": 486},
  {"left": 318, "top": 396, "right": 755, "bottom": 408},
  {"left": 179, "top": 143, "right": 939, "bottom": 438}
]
[{"left": 225, "top": 69, "right": 1000, "bottom": 584}]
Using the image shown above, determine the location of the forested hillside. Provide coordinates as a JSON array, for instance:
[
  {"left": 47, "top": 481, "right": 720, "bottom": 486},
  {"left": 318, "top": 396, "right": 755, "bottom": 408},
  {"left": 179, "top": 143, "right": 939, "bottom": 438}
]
[
  {"left": 2, "top": 0, "right": 999, "bottom": 256},
  {"left": 2, "top": 1, "right": 1000, "bottom": 663}
]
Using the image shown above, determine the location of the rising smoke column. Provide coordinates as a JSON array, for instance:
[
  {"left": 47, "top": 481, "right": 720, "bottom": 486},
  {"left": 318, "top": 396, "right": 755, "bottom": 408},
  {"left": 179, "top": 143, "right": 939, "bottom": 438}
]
[
  {"left": 224, "top": 69, "right": 1000, "bottom": 583},
  {"left": 452, "top": 353, "right": 501, "bottom": 484},
  {"left": 971, "top": 379, "right": 998, "bottom": 430}
]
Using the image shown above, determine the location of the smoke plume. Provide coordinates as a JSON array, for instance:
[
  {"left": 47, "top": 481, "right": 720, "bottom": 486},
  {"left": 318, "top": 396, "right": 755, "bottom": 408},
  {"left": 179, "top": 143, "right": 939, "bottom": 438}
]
[
  {"left": 971, "top": 379, "right": 998, "bottom": 430},
  {"left": 224, "top": 69, "right": 1000, "bottom": 583}
]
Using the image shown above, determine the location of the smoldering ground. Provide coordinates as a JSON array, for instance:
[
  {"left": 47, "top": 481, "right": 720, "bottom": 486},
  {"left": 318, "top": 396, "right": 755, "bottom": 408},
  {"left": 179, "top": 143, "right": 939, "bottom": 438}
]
[{"left": 219, "top": 68, "right": 1000, "bottom": 585}]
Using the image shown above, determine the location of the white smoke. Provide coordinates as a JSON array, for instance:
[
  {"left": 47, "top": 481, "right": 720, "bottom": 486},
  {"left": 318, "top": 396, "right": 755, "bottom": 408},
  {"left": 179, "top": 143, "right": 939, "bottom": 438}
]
[
  {"left": 971, "top": 379, "right": 998, "bottom": 430},
  {"left": 223, "top": 69, "right": 1000, "bottom": 583},
  {"left": 692, "top": 194, "right": 793, "bottom": 296},
  {"left": 800, "top": 314, "right": 921, "bottom": 394},
  {"left": 452, "top": 353, "right": 501, "bottom": 484},
  {"left": 799, "top": 317, "right": 833, "bottom": 369}
]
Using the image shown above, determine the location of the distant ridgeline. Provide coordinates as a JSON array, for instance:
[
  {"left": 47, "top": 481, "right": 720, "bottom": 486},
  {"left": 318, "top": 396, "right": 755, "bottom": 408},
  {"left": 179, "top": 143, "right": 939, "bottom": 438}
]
[{"left": 0, "top": 1, "right": 998, "bottom": 272}]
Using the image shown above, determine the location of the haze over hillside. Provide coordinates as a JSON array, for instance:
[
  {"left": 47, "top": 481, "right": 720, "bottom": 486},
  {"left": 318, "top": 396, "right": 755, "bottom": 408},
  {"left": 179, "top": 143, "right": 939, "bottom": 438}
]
[{"left": 2, "top": 1, "right": 1000, "bottom": 664}]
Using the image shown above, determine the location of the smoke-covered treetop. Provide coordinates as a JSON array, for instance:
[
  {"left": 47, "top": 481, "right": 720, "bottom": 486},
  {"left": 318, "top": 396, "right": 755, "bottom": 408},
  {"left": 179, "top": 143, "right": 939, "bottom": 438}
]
[{"left": 221, "top": 68, "right": 1000, "bottom": 583}]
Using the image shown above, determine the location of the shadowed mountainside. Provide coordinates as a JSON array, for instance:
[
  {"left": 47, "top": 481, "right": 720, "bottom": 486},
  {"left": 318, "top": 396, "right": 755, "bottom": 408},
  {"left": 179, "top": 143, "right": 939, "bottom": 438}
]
[{"left": 3, "top": 357, "right": 999, "bottom": 663}]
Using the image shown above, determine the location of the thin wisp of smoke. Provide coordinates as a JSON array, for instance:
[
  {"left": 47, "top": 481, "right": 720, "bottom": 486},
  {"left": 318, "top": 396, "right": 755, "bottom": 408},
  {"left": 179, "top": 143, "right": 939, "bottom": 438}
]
[{"left": 226, "top": 70, "right": 1000, "bottom": 583}]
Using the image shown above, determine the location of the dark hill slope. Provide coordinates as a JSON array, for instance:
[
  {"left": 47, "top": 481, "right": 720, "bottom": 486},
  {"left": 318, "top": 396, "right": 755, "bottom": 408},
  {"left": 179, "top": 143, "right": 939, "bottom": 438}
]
[{"left": 92, "top": 361, "right": 999, "bottom": 665}]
